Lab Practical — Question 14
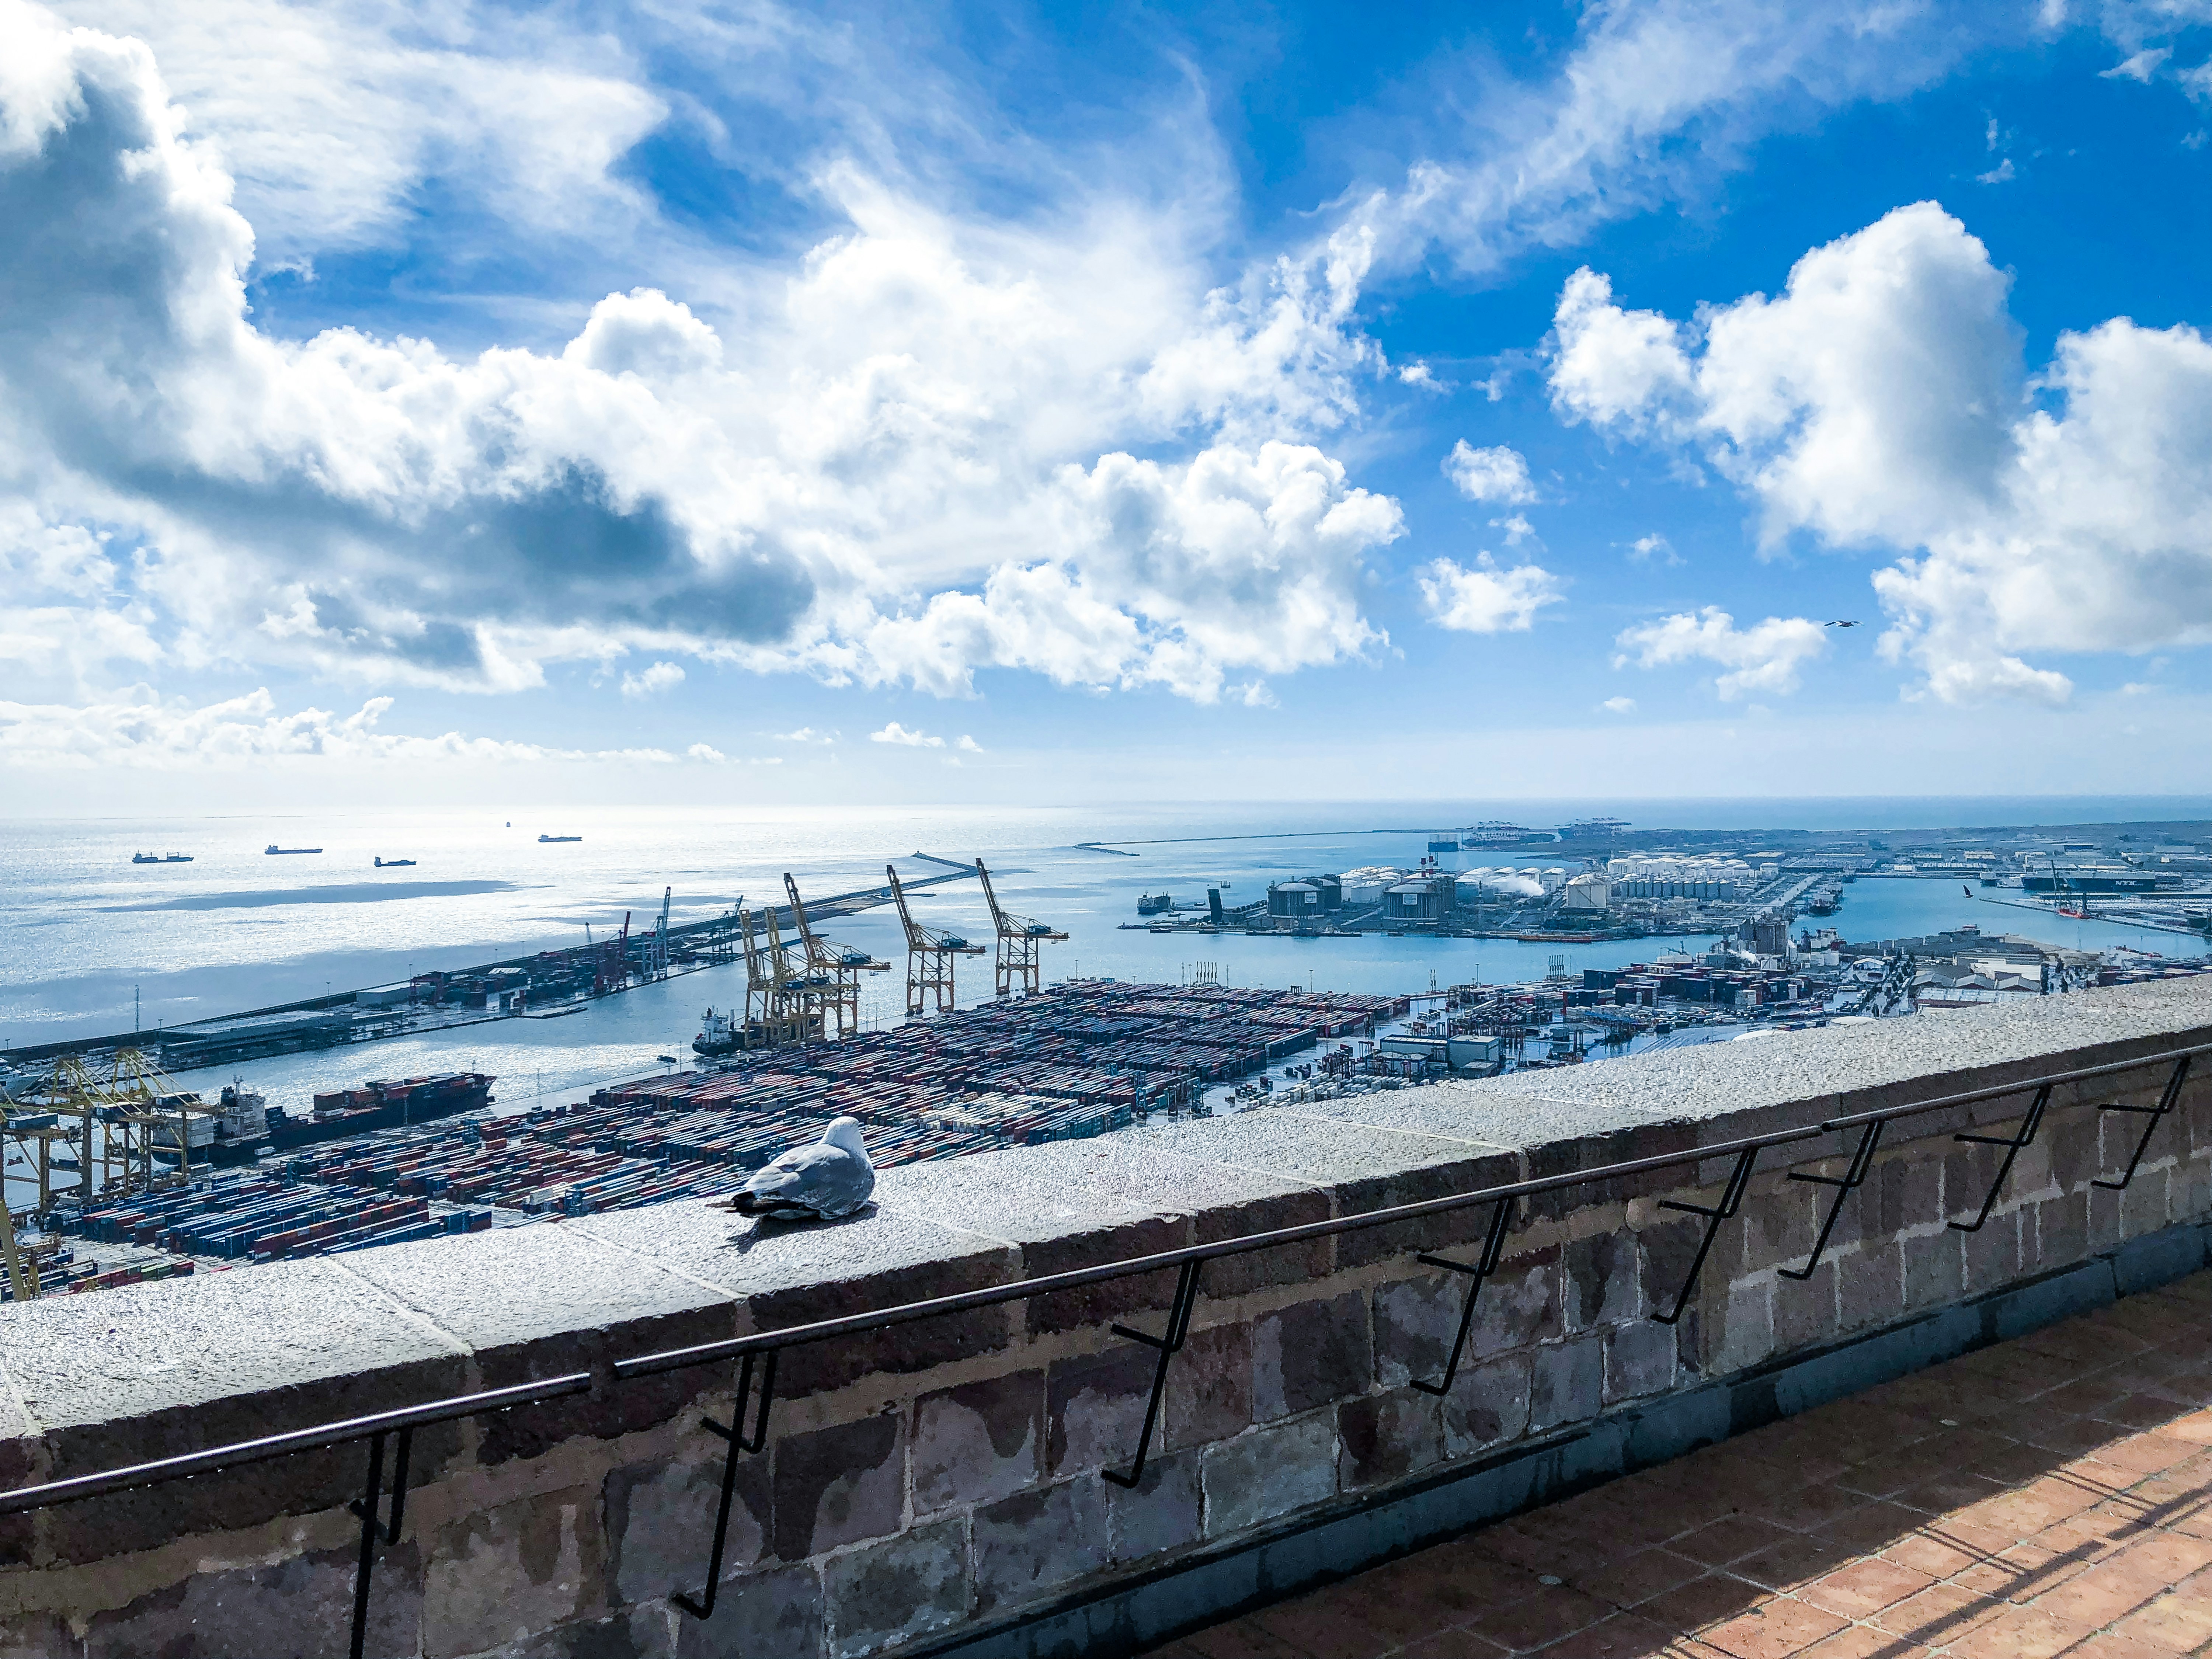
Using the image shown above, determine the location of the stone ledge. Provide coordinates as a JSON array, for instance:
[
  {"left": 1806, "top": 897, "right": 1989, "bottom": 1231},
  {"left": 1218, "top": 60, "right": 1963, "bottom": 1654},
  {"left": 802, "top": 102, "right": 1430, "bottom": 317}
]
[
  {"left": 0, "top": 976, "right": 2203, "bottom": 1639},
  {"left": 3, "top": 980, "right": 2206, "bottom": 1470}
]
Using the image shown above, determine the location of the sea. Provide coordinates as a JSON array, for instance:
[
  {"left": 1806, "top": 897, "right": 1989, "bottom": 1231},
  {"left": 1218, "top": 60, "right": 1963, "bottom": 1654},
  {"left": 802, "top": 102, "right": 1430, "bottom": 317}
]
[{"left": 4, "top": 796, "right": 2208, "bottom": 1117}]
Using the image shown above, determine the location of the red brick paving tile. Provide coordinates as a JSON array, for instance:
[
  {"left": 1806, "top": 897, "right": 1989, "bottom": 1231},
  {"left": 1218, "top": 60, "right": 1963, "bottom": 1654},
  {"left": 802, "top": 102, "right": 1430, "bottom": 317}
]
[
  {"left": 2165, "top": 1408, "right": 2212, "bottom": 1445},
  {"left": 2103, "top": 1529, "right": 2212, "bottom": 1585},
  {"left": 1877, "top": 1526, "right": 1991, "bottom": 1580},
  {"left": 1396, "top": 1630, "right": 1510, "bottom": 1658},
  {"left": 1569, "top": 1548, "right": 1711, "bottom": 1609},
  {"left": 2064, "top": 1634, "right": 2185, "bottom": 1659},
  {"left": 1635, "top": 1574, "right": 1767, "bottom": 1634},
  {"left": 2094, "top": 1394, "right": 2198, "bottom": 1432},
  {"left": 1477, "top": 1522, "right": 1574, "bottom": 1574},
  {"left": 1889, "top": 1470, "right": 2006, "bottom": 1514},
  {"left": 2111, "top": 1587, "right": 2212, "bottom": 1654},
  {"left": 2017, "top": 1415, "right": 2129, "bottom": 1457},
  {"left": 2077, "top": 1432, "right": 2199, "bottom": 1479},
  {"left": 2164, "top": 1499, "right": 2212, "bottom": 1542},
  {"left": 1292, "top": 1566, "right": 1486, "bottom": 1649},
  {"left": 1745, "top": 1483, "right": 1870, "bottom": 1534},
  {"left": 1695, "top": 1594, "right": 1849, "bottom": 1659},
  {"left": 1464, "top": 1585, "right": 1618, "bottom": 1652},
  {"left": 1250, "top": 1594, "right": 1425, "bottom": 1659},
  {"left": 1870, "top": 1581, "right": 2007, "bottom": 1644},
  {"left": 1812, "top": 1500, "right": 1926, "bottom": 1554},
  {"left": 1975, "top": 1534, "right": 2114, "bottom": 1602},
  {"left": 1796, "top": 1626, "right": 1932, "bottom": 1659},
  {"left": 1386, "top": 1539, "right": 1547, "bottom": 1620},
  {"left": 1836, "top": 1450, "right": 1946, "bottom": 1500},
  {"left": 1673, "top": 1517, "right": 1799, "bottom": 1568},
  {"left": 1534, "top": 1612, "right": 1682, "bottom": 1658},
  {"left": 1797, "top": 1558, "right": 1936, "bottom": 1620},
  {"left": 1965, "top": 1439, "right": 2069, "bottom": 1485},
  {"left": 1179, "top": 1614, "right": 1317, "bottom": 1658},
  {"left": 1944, "top": 1604, "right": 2100, "bottom": 1659},
  {"left": 1728, "top": 1533, "right": 1855, "bottom": 1593},
  {"left": 2038, "top": 1380, "right": 2136, "bottom": 1417},
  {"left": 2026, "top": 1558, "right": 2167, "bottom": 1628},
  {"left": 1951, "top": 1472, "right": 2107, "bottom": 1535},
  {"left": 2045, "top": 1500, "right": 2167, "bottom": 1554}
]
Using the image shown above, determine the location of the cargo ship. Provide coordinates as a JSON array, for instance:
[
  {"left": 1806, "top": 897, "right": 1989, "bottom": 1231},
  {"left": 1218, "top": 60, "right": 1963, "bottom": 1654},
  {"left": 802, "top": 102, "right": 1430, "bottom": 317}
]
[
  {"left": 373, "top": 856, "right": 417, "bottom": 867},
  {"left": 150, "top": 1082, "right": 274, "bottom": 1166},
  {"left": 131, "top": 852, "right": 194, "bottom": 864},
  {"left": 264, "top": 1073, "right": 495, "bottom": 1150},
  {"left": 538, "top": 834, "right": 582, "bottom": 844},
  {"left": 265, "top": 844, "right": 322, "bottom": 855}
]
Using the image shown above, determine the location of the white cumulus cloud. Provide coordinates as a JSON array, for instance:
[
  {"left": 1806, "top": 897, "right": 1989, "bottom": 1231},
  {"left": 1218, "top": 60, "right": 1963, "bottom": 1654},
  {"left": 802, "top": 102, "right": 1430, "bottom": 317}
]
[
  {"left": 0, "top": 688, "right": 727, "bottom": 768},
  {"left": 1417, "top": 554, "right": 1563, "bottom": 634},
  {"left": 0, "top": 7, "right": 1403, "bottom": 715},
  {"left": 1443, "top": 441, "right": 1538, "bottom": 504},
  {"left": 620, "top": 661, "right": 685, "bottom": 698},
  {"left": 869, "top": 721, "right": 945, "bottom": 748},
  {"left": 1613, "top": 608, "right": 1829, "bottom": 700},
  {"left": 1548, "top": 202, "right": 2212, "bottom": 705}
]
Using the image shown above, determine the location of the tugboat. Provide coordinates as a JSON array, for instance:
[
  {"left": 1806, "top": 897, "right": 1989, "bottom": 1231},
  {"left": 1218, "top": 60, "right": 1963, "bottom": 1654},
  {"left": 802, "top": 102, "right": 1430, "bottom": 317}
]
[
  {"left": 131, "top": 852, "right": 194, "bottom": 863},
  {"left": 265, "top": 844, "right": 322, "bottom": 855}
]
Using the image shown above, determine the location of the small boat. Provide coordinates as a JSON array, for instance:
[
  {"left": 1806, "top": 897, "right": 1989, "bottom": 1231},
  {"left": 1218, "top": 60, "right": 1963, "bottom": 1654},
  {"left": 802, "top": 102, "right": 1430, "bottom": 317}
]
[
  {"left": 373, "top": 857, "right": 417, "bottom": 867},
  {"left": 131, "top": 852, "right": 194, "bottom": 864},
  {"left": 265, "top": 844, "right": 322, "bottom": 855},
  {"left": 538, "top": 834, "right": 582, "bottom": 844}
]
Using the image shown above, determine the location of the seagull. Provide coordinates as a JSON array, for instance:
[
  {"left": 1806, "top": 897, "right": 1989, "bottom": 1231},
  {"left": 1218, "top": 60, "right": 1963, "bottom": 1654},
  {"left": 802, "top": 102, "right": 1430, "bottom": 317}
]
[
  {"left": 1824, "top": 620, "right": 1860, "bottom": 628},
  {"left": 731, "top": 1117, "right": 876, "bottom": 1221}
]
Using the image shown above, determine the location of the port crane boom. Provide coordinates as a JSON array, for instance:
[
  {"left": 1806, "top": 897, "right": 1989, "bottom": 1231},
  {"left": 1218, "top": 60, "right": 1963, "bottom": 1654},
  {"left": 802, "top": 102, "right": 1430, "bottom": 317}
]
[
  {"left": 783, "top": 873, "right": 889, "bottom": 1038},
  {"left": 975, "top": 859, "right": 1067, "bottom": 999},
  {"left": 887, "top": 863, "right": 985, "bottom": 1015}
]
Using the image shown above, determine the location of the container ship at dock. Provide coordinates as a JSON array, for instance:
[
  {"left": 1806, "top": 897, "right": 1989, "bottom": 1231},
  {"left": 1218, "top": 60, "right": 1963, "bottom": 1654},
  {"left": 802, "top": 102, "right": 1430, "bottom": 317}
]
[{"left": 272, "top": 1073, "right": 495, "bottom": 1150}]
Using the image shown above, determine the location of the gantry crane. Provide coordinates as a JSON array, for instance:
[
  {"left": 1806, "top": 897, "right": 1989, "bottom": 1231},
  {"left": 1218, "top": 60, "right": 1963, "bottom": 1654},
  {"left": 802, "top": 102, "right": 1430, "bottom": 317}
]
[
  {"left": 731, "top": 906, "right": 811, "bottom": 1048},
  {"left": 975, "top": 859, "right": 1067, "bottom": 999},
  {"left": 783, "top": 874, "right": 889, "bottom": 1038},
  {"left": 887, "top": 863, "right": 985, "bottom": 1015},
  {"left": 644, "top": 886, "right": 673, "bottom": 980}
]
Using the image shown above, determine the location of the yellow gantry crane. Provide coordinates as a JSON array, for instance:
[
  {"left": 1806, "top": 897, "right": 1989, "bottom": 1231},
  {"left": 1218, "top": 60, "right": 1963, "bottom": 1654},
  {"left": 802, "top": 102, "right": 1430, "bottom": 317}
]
[
  {"left": 975, "top": 859, "right": 1067, "bottom": 999},
  {"left": 0, "top": 1049, "right": 223, "bottom": 1301},
  {"left": 887, "top": 864, "right": 985, "bottom": 1016},
  {"left": 783, "top": 874, "right": 890, "bottom": 1039}
]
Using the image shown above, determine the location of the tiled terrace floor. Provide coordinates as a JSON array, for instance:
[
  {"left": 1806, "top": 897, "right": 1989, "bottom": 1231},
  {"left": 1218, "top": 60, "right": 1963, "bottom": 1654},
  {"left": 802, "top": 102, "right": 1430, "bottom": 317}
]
[{"left": 1147, "top": 1270, "right": 2212, "bottom": 1659}]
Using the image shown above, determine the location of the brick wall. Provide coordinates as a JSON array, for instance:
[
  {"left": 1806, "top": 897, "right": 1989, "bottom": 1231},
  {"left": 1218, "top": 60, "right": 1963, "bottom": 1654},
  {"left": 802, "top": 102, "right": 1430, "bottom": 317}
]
[{"left": 1, "top": 980, "right": 2207, "bottom": 1658}]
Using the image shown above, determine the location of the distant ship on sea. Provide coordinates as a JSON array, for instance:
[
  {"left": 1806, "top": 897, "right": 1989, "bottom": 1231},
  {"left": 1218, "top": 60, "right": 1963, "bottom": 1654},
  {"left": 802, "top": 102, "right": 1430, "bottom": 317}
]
[
  {"left": 131, "top": 852, "right": 193, "bottom": 864},
  {"left": 265, "top": 844, "right": 322, "bottom": 855},
  {"left": 538, "top": 834, "right": 582, "bottom": 843},
  {"left": 373, "top": 857, "right": 417, "bottom": 867}
]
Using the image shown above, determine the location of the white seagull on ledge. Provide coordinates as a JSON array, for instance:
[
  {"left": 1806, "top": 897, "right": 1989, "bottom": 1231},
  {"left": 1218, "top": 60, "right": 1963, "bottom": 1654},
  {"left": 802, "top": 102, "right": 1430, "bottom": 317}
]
[{"left": 731, "top": 1117, "right": 876, "bottom": 1221}]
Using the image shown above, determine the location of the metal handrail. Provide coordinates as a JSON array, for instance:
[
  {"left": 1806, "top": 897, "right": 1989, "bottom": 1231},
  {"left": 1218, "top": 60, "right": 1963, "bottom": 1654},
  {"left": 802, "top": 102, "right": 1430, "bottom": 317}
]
[{"left": 0, "top": 1036, "right": 2201, "bottom": 1659}]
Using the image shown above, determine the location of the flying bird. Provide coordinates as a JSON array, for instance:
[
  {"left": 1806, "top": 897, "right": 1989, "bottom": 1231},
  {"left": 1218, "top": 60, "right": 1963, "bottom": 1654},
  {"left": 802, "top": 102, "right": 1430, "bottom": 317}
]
[
  {"left": 1824, "top": 620, "right": 1860, "bottom": 628},
  {"left": 731, "top": 1117, "right": 876, "bottom": 1221}
]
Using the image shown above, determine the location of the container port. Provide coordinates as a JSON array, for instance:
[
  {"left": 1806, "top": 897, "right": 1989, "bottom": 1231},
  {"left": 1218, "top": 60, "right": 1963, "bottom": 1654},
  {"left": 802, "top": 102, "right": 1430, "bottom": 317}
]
[
  {"left": 2, "top": 981, "right": 1404, "bottom": 1299},
  {"left": 8, "top": 817, "right": 2210, "bottom": 1305}
]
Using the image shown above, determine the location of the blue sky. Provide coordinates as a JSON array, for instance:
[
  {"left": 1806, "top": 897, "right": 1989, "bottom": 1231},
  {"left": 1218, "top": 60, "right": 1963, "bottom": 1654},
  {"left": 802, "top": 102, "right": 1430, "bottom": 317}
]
[{"left": 1, "top": 0, "right": 2208, "bottom": 806}]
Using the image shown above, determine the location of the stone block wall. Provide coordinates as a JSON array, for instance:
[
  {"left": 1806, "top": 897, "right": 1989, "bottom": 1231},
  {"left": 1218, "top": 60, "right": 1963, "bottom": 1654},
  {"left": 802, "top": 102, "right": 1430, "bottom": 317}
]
[{"left": 0, "top": 979, "right": 2207, "bottom": 1658}]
